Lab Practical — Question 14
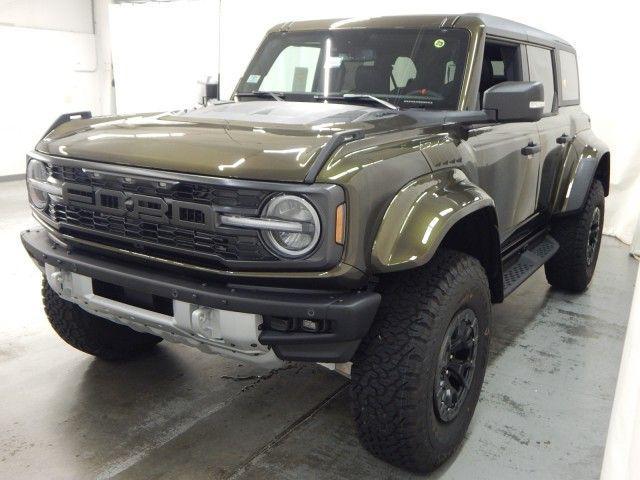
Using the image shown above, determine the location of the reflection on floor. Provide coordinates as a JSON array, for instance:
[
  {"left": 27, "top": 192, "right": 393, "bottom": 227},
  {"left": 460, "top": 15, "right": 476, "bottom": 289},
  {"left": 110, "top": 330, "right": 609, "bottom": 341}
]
[{"left": 0, "top": 179, "right": 636, "bottom": 480}]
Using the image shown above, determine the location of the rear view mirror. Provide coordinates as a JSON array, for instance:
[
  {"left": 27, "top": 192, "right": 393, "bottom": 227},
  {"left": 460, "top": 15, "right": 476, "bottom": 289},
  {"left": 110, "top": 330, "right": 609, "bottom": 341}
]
[{"left": 483, "top": 81, "right": 544, "bottom": 122}]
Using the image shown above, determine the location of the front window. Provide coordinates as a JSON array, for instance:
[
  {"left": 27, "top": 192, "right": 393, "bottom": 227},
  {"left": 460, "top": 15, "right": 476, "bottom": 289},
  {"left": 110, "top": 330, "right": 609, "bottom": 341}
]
[{"left": 237, "top": 28, "right": 470, "bottom": 110}]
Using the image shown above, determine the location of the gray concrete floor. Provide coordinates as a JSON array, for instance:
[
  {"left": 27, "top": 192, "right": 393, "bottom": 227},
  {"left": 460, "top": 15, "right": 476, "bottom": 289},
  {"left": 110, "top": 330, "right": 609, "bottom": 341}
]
[{"left": 0, "top": 179, "right": 637, "bottom": 480}]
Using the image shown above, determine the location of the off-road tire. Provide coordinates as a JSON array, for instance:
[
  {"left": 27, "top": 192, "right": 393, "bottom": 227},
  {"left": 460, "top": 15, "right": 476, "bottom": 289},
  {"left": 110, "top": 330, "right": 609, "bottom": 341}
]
[
  {"left": 350, "top": 249, "right": 491, "bottom": 473},
  {"left": 545, "top": 180, "right": 604, "bottom": 292},
  {"left": 42, "top": 278, "right": 162, "bottom": 360}
]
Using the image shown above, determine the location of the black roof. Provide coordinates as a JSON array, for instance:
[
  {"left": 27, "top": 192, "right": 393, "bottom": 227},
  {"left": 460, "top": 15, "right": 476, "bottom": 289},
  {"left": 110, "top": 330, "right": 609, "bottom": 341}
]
[
  {"left": 467, "top": 13, "right": 572, "bottom": 49},
  {"left": 277, "top": 13, "right": 574, "bottom": 51}
]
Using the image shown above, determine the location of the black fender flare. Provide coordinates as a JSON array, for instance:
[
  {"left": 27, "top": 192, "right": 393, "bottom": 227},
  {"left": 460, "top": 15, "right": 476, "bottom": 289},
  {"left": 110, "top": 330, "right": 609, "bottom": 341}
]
[
  {"left": 41, "top": 111, "right": 92, "bottom": 141},
  {"left": 554, "top": 130, "right": 609, "bottom": 215}
]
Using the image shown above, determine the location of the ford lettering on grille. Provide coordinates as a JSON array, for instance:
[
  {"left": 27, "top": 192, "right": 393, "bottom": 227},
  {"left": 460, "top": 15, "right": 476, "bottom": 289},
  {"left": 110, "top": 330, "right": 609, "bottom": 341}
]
[{"left": 61, "top": 182, "right": 215, "bottom": 231}]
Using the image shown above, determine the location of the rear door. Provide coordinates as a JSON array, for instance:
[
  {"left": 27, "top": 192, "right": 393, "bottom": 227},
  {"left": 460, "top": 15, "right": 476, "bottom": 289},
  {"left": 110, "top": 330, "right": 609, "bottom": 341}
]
[
  {"left": 467, "top": 40, "right": 543, "bottom": 240},
  {"left": 526, "top": 45, "right": 574, "bottom": 212}
]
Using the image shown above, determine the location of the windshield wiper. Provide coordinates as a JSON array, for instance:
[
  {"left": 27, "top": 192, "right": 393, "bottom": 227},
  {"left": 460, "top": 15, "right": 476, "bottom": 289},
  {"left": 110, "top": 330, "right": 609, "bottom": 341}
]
[
  {"left": 315, "top": 94, "right": 399, "bottom": 110},
  {"left": 235, "top": 91, "right": 285, "bottom": 101}
]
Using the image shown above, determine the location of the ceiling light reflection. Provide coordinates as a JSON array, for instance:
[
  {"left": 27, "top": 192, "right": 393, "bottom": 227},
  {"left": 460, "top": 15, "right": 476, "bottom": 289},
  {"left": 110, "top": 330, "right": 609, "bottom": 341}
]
[{"left": 218, "top": 158, "right": 246, "bottom": 171}]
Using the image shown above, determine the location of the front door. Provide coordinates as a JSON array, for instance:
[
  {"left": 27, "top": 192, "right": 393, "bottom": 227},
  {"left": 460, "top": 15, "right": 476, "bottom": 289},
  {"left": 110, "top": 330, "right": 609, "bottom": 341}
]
[
  {"left": 466, "top": 40, "right": 542, "bottom": 240},
  {"left": 467, "top": 123, "right": 542, "bottom": 240}
]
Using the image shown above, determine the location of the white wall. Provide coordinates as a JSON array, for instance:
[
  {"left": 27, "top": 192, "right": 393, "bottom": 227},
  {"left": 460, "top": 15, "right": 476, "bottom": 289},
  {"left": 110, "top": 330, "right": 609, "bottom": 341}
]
[
  {"left": 109, "top": 0, "right": 219, "bottom": 114},
  {"left": 0, "top": 0, "right": 108, "bottom": 177},
  {"left": 93, "top": 0, "right": 116, "bottom": 116},
  {"left": 601, "top": 266, "right": 640, "bottom": 479},
  {"left": 218, "top": 0, "right": 640, "bottom": 244},
  {"left": 0, "top": 0, "right": 93, "bottom": 33}
]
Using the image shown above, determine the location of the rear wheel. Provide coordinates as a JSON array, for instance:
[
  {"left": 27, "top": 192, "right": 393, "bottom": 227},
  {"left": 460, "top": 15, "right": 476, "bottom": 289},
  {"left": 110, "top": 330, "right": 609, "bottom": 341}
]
[
  {"left": 42, "top": 278, "right": 162, "bottom": 360},
  {"left": 545, "top": 180, "right": 604, "bottom": 292},
  {"left": 350, "top": 250, "right": 491, "bottom": 473}
]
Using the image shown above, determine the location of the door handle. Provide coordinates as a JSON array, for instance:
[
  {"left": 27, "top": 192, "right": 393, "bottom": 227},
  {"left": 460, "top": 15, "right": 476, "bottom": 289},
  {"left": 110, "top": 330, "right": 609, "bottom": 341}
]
[
  {"left": 521, "top": 142, "right": 541, "bottom": 156},
  {"left": 556, "top": 134, "right": 570, "bottom": 144}
]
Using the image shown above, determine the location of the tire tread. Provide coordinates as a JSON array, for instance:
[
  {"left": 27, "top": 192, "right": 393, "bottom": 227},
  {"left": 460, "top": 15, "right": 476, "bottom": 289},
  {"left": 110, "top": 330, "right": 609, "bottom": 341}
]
[
  {"left": 545, "top": 180, "right": 604, "bottom": 292},
  {"left": 351, "top": 250, "right": 491, "bottom": 472}
]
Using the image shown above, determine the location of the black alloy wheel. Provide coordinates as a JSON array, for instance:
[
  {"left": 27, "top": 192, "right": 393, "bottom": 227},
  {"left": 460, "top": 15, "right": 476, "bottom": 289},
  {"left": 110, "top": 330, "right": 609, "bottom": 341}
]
[{"left": 434, "top": 308, "right": 479, "bottom": 422}]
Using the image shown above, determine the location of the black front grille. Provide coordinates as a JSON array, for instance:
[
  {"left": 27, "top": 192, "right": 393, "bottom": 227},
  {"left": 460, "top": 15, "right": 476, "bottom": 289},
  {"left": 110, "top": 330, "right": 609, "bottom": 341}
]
[
  {"left": 44, "top": 164, "right": 278, "bottom": 265},
  {"left": 50, "top": 165, "right": 269, "bottom": 209},
  {"left": 51, "top": 204, "right": 275, "bottom": 262}
]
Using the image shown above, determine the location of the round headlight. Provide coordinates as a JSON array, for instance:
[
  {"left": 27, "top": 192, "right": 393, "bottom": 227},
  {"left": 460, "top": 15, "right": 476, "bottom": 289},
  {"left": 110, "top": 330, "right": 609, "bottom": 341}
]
[
  {"left": 262, "top": 195, "right": 321, "bottom": 257},
  {"left": 27, "top": 159, "right": 49, "bottom": 209}
]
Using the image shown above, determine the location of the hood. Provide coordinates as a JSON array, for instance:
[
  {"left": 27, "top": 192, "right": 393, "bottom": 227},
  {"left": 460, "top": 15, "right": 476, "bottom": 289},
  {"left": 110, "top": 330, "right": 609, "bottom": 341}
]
[{"left": 37, "top": 101, "right": 423, "bottom": 182}]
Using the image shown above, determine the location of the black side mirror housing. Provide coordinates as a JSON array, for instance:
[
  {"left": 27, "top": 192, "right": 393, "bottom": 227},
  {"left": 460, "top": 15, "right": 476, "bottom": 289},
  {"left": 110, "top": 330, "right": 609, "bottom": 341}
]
[
  {"left": 205, "top": 81, "right": 219, "bottom": 101},
  {"left": 200, "top": 76, "right": 220, "bottom": 105},
  {"left": 483, "top": 81, "right": 544, "bottom": 122}
]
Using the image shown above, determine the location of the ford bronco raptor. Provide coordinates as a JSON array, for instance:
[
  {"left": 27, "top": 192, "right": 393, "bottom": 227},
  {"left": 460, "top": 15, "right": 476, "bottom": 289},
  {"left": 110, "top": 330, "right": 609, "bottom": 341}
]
[{"left": 22, "top": 14, "right": 608, "bottom": 472}]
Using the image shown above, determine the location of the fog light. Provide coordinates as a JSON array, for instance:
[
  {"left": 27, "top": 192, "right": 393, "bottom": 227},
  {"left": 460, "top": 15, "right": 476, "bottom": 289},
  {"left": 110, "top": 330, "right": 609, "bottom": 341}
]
[
  {"left": 301, "top": 319, "right": 320, "bottom": 332},
  {"left": 191, "top": 307, "right": 216, "bottom": 339},
  {"left": 268, "top": 317, "right": 296, "bottom": 332}
]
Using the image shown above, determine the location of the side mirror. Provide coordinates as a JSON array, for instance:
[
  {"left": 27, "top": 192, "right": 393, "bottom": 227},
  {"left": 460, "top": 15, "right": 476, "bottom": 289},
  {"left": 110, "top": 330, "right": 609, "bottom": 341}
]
[
  {"left": 483, "top": 81, "right": 544, "bottom": 122},
  {"left": 205, "top": 80, "right": 219, "bottom": 101},
  {"left": 199, "top": 75, "right": 220, "bottom": 105}
]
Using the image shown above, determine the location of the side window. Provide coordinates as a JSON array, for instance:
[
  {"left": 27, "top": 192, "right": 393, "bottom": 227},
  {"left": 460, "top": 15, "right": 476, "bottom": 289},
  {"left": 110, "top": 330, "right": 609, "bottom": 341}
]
[
  {"left": 558, "top": 50, "right": 580, "bottom": 103},
  {"left": 259, "top": 45, "right": 321, "bottom": 92},
  {"left": 478, "top": 43, "right": 521, "bottom": 106},
  {"left": 527, "top": 46, "right": 555, "bottom": 113}
]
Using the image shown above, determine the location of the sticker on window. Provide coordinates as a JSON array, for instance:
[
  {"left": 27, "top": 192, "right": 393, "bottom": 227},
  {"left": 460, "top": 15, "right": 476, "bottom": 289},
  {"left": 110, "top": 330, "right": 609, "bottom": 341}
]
[
  {"left": 247, "top": 74, "right": 261, "bottom": 83},
  {"left": 434, "top": 39, "right": 446, "bottom": 49}
]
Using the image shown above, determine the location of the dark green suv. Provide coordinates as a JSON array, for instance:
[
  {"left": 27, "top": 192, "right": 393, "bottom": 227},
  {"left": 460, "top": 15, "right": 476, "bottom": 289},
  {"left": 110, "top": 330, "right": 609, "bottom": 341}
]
[{"left": 22, "top": 13, "right": 608, "bottom": 472}]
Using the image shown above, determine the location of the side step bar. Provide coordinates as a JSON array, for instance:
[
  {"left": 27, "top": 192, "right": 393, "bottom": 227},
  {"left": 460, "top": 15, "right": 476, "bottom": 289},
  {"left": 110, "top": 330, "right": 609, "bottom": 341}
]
[{"left": 502, "top": 235, "right": 559, "bottom": 297}]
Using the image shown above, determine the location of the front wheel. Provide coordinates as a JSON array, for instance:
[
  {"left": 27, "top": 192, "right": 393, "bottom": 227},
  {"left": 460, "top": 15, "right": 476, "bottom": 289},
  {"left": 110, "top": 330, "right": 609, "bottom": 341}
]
[
  {"left": 350, "top": 250, "right": 491, "bottom": 473},
  {"left": 545, "top": 180, "right": 605, "bottom": 292}
]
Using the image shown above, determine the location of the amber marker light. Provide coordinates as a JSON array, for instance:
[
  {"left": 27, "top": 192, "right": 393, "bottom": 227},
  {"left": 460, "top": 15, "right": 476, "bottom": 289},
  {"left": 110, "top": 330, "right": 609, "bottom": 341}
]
[{"left": 335, "top": 203, "right": 346, "bottom": 245}]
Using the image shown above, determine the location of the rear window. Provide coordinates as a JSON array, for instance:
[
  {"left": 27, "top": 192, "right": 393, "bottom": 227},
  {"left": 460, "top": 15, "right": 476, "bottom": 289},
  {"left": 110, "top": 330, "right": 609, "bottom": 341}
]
[{"left": 558, "top": 50, "right": 580, "bottom": 103}]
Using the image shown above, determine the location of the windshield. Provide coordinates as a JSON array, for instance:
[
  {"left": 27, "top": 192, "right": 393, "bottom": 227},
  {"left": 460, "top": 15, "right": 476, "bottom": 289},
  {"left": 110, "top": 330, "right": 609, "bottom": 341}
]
[{"left": 236, "top": 28, "right": 470, "bottom": 110}]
